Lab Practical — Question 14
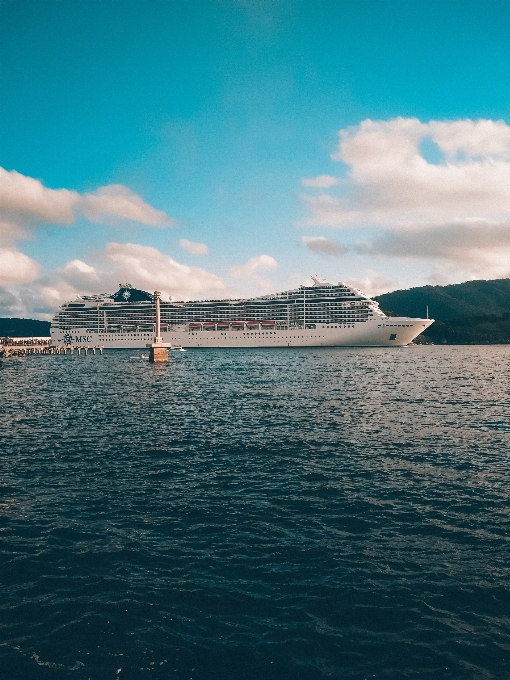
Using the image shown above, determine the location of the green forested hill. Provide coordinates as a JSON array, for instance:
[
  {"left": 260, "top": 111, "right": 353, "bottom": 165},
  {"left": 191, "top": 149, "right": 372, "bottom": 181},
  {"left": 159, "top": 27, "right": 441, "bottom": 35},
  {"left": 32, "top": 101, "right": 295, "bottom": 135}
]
[
  {"left": 421, "top": 314, "right": 510, "bottom": 344},
  {"left": 0, "top": 318, "right": 51, "bottom": 337},
  {"left": 375, "top": 278, "right": 510, "bottom": 344},
  {"left": 375, "top": 278, "right": 510, "bottom": 321}
]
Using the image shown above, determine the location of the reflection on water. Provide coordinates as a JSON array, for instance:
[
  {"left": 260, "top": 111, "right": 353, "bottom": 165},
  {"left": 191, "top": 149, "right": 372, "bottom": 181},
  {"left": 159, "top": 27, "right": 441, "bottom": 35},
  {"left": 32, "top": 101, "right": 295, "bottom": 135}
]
[{"left": 0, "top": 346, "right": 509, "bottom": 679}]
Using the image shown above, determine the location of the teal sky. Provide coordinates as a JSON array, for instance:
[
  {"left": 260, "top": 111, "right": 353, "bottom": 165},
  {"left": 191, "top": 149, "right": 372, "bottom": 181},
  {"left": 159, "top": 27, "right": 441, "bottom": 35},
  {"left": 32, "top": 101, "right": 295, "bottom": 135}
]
[{"left": 3, "top": 0, "right": 510, "bottom": 315}]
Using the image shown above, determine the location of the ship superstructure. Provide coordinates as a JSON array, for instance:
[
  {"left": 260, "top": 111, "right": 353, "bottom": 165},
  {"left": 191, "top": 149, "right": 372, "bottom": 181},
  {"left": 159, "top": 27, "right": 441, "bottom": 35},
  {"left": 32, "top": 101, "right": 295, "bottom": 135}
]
[{"left": 51, "top": 278, "right": 433, "bottom": 348}]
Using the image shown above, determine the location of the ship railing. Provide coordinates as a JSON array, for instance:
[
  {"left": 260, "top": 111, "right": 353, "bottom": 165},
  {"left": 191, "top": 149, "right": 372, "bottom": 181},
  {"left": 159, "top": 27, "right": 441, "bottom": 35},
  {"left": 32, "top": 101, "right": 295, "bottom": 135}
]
[
  {"left": 187, "top": 321, "right": 282, "bottom": 332},
  {"left": 104, "top": 324, "right": 156, "bottom": 333}
]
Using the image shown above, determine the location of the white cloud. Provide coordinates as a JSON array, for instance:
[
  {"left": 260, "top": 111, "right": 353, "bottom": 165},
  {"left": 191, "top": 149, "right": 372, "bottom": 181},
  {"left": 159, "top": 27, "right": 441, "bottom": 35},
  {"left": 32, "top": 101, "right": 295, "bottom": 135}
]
[
  {"left": 301, "top": 194, "right": 361, "bottom": 227},
  {"left": 229, "top": 254, "right": 278, "bottom": 295},
  {"left": 60, "top": 259, "right": 97, "bottom": 275},
  {"left": 230, "top": 254, "right": 277, "bottom": 278},
  {"left": 0, "top": 167, "right": 174, "bottom": 230},
  {"left": 0, "top": 242, "right": 227, "bottom": 319},
  {"left": 104, "top": 242, "right": 224, "bottom": 299},
  {"left": 303, "top": 117, "right": 510, "bottom": 230},
  {"left": 37, "top": 283, "right": 79, "bottom": 310},
  {"left": 0, "top": 220, "right": 27, "bottom": 247},
  {"left": 300, "top": 117, "right": 510, "bottom": 279},
  {"left": 302, "top": 236, "right": 345, "bottom": 255},
  {"left": 352, "top": 221, "right": 510, "bottom": 279},
  {"left": 302, "top": 175, "right": 339, "bottom": 188},
  {"left": 428, "top": 119, "right": 510, "bottom": 160},
  {"left": 58, "top": 259, "right": 100, "bottom": 290},
  {"left": 81, "top": 185, "right": 173, "bottom": 227},
  {"left": 0, "top": 167, "right": 79, "bottom": 224},
  {"left": 0, "top": 247, "right": 40, "bottom": 285},
  {"left": 179, "top": 238, "right": 209, "bottom": 255},
  {"left": 347, "top": 270, "right": 396, "bottom": 297}
]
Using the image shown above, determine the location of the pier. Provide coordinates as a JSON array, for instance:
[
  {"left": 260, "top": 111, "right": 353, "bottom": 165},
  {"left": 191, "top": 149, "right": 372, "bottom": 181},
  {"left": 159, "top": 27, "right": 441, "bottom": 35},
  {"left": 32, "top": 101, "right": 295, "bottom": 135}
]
[{"left": 0, "top": 338, "right": 104, "bottom": 358}]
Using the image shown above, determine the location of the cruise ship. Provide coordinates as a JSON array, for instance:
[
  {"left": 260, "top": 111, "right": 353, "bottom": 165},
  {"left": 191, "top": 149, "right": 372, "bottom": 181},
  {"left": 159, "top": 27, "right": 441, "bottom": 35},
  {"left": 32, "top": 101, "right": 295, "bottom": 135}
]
[{"left": 50, "top": 277, "right": 433, "bottom": 348}]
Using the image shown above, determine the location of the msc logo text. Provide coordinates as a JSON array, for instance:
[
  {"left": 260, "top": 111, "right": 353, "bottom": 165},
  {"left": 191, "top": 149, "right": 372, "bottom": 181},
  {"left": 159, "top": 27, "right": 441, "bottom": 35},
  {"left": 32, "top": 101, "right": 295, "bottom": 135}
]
[{"left": 62, "top": 333, "right": 92, "bottom": 345}]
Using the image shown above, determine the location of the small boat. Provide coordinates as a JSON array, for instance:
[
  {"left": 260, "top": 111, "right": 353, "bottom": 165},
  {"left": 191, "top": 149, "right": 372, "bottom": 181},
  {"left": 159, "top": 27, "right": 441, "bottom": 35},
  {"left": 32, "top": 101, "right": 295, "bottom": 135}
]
[{"left": 170, "top": 345, "right": 186, "bottom": 352}]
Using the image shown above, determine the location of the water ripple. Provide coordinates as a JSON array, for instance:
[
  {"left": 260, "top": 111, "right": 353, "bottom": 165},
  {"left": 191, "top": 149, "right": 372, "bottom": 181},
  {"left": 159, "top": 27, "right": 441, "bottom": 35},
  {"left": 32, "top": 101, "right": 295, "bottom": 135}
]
[{"left": 0, "top": 346, "right": 509, "bottom": 678}]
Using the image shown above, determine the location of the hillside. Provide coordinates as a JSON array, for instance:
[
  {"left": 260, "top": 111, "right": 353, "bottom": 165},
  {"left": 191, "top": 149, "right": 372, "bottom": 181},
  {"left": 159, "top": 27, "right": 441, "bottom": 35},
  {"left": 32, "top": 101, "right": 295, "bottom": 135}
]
[
  {"left": 375, "top": 278, "right": 510, "bottom": 321},
  {"left": 375, "top": 278, "right": 510, "bottom": 344},
  {"left": 0, "top": 318, "right": 51, "bottom": 337},
  {"left": 417, "top": 314, "right": 510, "bottom": 344}
]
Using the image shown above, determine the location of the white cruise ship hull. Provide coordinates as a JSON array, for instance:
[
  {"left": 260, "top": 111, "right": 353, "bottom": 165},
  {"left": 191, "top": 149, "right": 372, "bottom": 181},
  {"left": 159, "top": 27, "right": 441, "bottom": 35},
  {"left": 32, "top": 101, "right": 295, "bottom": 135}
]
[{"left": 51, "top": 317, "right": 433, "bottom": 349}]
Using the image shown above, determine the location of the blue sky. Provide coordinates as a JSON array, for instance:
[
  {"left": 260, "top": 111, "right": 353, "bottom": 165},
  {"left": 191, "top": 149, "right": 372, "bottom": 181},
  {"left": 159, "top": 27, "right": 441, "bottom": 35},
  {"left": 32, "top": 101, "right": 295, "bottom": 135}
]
[{"left": 2, "top": 0, "right": 510, "bottom": 316}]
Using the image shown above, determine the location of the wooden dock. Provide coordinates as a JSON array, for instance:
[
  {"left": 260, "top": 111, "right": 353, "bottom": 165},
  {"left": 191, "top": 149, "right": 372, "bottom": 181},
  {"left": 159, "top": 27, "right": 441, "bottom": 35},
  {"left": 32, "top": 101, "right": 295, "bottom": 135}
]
[{"left": 1, "top": 342, "right": 104, "bottom": 358}]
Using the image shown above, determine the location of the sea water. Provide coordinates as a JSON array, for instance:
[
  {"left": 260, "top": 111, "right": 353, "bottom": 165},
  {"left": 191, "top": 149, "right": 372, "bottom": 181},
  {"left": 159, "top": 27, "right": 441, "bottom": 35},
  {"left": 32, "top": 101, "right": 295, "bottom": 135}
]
[{"left": 1, "top": 346, "right": 509, "bottom": 679}]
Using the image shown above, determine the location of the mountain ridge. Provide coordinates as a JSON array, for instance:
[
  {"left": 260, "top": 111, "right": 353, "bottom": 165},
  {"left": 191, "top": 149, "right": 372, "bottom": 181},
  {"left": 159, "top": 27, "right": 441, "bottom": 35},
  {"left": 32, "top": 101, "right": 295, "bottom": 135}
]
[
  {"left": 375, "top": 278, "right": 510, "bottom": 321},
  {"left": 375, "top": 278, "right": 510, "bottom": 343},
  {"left": 0, "top": 318, "right": 51, "bottom": 337}
]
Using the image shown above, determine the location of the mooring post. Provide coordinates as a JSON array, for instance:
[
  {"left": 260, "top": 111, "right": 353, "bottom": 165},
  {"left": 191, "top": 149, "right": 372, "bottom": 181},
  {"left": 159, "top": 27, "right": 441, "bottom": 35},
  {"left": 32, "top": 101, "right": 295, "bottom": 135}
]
[{"left": 149, "top": 290, "right": 169, "bottom": 363}]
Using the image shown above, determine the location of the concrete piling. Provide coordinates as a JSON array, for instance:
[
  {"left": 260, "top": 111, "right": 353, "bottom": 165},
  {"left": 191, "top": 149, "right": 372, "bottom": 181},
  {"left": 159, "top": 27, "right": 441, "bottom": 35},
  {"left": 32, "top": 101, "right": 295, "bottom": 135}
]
[{"left": 149, "top": 291, "right": 169, "bottom": 363}]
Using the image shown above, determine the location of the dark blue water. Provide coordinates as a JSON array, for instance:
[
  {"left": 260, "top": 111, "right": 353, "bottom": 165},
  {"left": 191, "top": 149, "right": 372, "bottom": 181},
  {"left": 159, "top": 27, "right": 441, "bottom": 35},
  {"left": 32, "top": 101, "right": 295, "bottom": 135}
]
[{"left": 1, "top": 346, "right": 509, "bottom": 679}]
